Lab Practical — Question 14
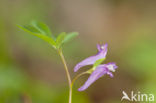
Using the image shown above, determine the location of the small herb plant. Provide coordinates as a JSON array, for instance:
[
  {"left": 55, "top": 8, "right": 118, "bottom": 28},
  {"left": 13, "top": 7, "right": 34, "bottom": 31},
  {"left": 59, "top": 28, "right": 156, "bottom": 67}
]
[{"left": 17, "top": 21, "right": 118, "bottom": 103}]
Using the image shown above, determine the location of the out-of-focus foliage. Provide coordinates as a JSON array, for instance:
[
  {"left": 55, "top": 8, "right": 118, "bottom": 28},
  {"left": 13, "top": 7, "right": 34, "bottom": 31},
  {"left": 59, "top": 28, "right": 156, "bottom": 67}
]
[
  {"left": 0, "top": 65, "right": 89, "bottom": 103},
  {"left": 126, "top": 38, "right": 156, "bottom": 76}
]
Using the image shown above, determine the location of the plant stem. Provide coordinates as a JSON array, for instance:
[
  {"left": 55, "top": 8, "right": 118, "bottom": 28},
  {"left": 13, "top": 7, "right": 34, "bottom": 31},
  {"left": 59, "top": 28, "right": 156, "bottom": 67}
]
[
  {"left": 58, "top": 49, "right": 89, "bottom": 103},
  {"left": 58, "top": 49, "right": 72, "bottom": 103},
  {"left": 71, "top": 72, "right": 89, "bottom": 87},
  {"left": 69, "top": 87, "right": 72, "bottom": 103}
]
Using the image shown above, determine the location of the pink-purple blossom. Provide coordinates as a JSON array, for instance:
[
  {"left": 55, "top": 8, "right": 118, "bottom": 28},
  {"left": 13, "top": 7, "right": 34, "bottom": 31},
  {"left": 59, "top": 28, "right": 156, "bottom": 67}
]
[
  {"left": 78, "top": 63, "right": 118, "bottom": 91},
  {"left": 74, "top": 44, "right": 108, "bottom": 72},
  {"left": 74, "top": 44, "right": 118, "bottom": 91}
]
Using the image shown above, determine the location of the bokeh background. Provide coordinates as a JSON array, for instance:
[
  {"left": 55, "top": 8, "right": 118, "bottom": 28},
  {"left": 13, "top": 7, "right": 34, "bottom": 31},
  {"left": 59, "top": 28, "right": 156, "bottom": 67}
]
[{"left": 0, "top": 0, "right": 156, "bottom": 103}]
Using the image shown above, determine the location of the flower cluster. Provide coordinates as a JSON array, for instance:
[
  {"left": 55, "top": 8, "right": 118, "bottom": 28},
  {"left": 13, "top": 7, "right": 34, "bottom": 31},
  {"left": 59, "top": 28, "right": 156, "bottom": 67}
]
[{"left": 74, "top": 44, "right": 118, "bottom": 91}]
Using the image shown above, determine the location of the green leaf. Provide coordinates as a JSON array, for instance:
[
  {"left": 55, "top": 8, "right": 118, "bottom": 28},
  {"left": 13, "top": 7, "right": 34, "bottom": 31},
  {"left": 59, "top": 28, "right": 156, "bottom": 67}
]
[
  {"left": 63, "top": 32, "right": 78, "bottom": 43},
  {"left": 93, "top": 58, "right": 105, "bottom": 67},
  {"left": 56, "top": 32, "right": 66, "bottom": 48},
  {"left": 17, "top": 21, "right": 79, "bottom": 50},
  {"left": 17, "top": 25, "right": 56, "bottom": 47},
  {"left": 31, "top": 21, "right": 52, "bottom": 37}
]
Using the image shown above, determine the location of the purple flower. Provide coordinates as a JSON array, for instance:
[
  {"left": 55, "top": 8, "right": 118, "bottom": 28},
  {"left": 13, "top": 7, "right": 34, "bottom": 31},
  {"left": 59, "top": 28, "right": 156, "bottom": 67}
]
[
  {"left": 74, "top": 44, "right": 118, "bottom": 91},
  {"left": 78, "top": 62, "right": 118, "bottom": 91},
  {"left": 74, "top": 44, "right": 108, "bottom": 72}
]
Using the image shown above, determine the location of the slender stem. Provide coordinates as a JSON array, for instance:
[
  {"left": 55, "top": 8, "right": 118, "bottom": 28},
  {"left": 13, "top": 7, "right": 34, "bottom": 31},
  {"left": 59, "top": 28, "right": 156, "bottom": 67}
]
[
  {"left": 69, "top": 72, "right": 89, "bottom": 103},
  {"left": 58, "top": 49, "right": 72, "bottom": 86},
  {"left": 58, "top": 49, "right": 89, "bottom": 103},
  {"left": 69, "top": 87, "right": 72, "bottom": 103},
  {"left": 58, "top": 49, "right": 72, "bottom": 103},
  {"left": 71, "top": 72, "right": 89, "bottom": 87}
]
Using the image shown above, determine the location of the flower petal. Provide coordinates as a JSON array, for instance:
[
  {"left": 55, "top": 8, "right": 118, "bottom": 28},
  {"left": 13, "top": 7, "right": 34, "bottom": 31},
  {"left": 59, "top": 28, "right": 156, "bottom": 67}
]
[
  {"left": 78, "top": 65, "right": 107, "bottom": 91},
  {"left": 105, "top": 62, "right": 118, "bottom": 72},
  {"left": 97, "top": 44, "right": 101, "bottom": 51},
  {"left": 78, "top": 62, "right": 118, "bottom": 91},
  {"left": 106, "top": 71, "right": 114, "bottom": 77},
  {"left": 97, "top": 44, "right": 108, "bottom": 52},
  {"left": 74, "top": 44, "right": 108, "bottom": 72}
]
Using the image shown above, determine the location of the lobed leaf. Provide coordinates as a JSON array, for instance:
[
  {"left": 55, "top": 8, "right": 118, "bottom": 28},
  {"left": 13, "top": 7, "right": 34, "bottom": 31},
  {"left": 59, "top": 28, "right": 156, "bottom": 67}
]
[
  {"left": 31, "top": 21, "right": 52, "bottom": 37},
  {"left": 17, "top": 24, "right": 56, "bottom": 47},
  {"left": 17, "top": 21, "right": 79, "bottom": 50},
  {"left": 63, "top": 32, "right": 78, "bottom": 43},
  {"left": 56, "top": 32, "right": 66, "bottom": 48}
]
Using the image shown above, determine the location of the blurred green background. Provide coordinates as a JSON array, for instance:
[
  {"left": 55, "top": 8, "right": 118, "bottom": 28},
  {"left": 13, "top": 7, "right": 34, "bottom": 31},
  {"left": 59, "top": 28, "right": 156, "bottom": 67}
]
[{"left": 0, "top": 0, "right": 156, "bottom": 103}]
